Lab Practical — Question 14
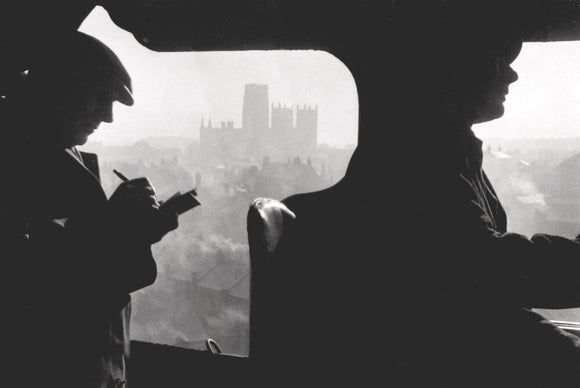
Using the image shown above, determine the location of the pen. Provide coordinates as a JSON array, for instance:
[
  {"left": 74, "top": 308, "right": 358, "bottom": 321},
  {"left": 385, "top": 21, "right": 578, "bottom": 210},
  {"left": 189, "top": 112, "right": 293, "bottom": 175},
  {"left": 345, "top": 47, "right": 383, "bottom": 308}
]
[{"left": 113, "top": 169, "right": 129, "bottom": 182}]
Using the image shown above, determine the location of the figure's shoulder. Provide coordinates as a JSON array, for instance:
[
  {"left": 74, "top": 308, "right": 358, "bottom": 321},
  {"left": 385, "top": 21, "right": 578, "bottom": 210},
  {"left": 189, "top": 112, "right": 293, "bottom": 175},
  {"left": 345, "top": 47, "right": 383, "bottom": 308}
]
[{"left": 282, "top": 179, "right": 346, "bottom": 223}]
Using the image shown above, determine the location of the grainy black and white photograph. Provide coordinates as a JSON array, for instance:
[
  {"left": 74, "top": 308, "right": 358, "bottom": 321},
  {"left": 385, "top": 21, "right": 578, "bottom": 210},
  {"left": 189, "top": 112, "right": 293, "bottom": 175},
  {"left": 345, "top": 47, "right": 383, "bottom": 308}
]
[{"left": 1, "top": 1, "right": 580, "bottom": 387}]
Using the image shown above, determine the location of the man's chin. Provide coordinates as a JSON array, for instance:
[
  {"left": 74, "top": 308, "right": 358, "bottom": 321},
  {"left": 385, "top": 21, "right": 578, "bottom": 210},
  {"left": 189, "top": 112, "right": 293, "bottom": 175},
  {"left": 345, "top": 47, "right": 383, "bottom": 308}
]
[
  {"left": 72, "top": 133, "right": 91, "bottom": 146},
  {"left": 473, "top": 105, "right": 505, "bottom": 124}
]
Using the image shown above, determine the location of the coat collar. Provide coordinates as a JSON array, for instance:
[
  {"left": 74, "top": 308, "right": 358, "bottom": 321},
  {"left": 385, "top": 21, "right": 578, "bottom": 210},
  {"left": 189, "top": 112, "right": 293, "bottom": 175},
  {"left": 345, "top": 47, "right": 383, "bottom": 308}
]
[
  {"left": 64, "top": 148, "right": 98, "bottom": 180},
  {"left": 58, "top": 147, "right": 107, "bottom": 204}
]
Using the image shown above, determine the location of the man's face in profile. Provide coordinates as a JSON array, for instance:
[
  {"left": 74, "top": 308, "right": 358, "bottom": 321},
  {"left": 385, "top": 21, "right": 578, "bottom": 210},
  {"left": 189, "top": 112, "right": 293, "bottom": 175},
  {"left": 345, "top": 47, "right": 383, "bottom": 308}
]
[
  {"left": 470, "top": 55, "right": 519, "bottom": 124},
  {"left": 55, "top": 81, "right": 116, "bottom": 147},
  {"left": 467, "top": 38, "right": 522, "bottom": 124}
]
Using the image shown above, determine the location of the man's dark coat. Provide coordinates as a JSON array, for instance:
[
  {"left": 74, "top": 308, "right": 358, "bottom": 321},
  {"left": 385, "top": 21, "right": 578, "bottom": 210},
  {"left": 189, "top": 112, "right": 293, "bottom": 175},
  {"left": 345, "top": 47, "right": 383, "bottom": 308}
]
[
  {"left": 14, "top": 145, "right": 156, "bottom": 387},
  {"left": 266, "top": 129, "right": 580, "bottom": 387}
]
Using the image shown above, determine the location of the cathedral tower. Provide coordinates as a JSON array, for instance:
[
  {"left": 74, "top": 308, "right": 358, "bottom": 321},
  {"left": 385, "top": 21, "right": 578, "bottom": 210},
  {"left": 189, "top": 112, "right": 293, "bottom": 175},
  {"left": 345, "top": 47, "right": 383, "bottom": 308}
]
[{"left": 242, "top": 84, "right": 269, "bottom": 134}]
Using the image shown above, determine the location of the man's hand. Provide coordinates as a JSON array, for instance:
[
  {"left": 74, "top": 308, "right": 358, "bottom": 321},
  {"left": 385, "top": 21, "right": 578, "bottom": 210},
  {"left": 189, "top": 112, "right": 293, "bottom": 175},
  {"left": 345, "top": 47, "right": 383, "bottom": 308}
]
[
  {"left": 109, "top": 177, "right": 178, "bottom": 244},
  {"left": 109, "top": 177, "right": 159, "bottom": 209}
]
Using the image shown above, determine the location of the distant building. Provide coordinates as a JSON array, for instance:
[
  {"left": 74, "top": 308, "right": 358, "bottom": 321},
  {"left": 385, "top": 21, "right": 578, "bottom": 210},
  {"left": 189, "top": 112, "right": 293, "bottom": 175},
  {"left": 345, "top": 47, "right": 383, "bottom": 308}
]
[
  {"left": 539, "top": 152, "right": 580, "bottom": 237},
  {"left": 191, "top": 262, "right": 250, "bottom": 354},
  {"left": 131, "top": 273, "right": 209, "bottom": 350},
  {"left": 200, "top": 84, "right": 318, "bottom": 162},
  {"left": 483, "top": 147, "right": 580, "bottom": 238},
  {"left": 240, "top": 156, "right": 327, "bottom": 199}
]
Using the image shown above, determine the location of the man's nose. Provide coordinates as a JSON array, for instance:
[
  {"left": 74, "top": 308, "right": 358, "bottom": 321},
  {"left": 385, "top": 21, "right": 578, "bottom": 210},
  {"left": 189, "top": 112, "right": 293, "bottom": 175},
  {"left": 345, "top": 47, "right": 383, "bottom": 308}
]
[
  {"left": 506, "top": 66, "right": 518, "bottom": 84},
  {"left": 497, "top": 58, "right": 518, "bottom": 85},
  {"left": 100, "top": 102, "right": 114, "bottom": 123}
]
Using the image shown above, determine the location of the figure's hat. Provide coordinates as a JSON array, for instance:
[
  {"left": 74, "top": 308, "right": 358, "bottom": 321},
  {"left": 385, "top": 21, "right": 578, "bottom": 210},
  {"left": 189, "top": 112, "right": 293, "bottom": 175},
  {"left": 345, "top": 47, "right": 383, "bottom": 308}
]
[{"left": 28, "top": 31, "right": 134, "bottom": 106}]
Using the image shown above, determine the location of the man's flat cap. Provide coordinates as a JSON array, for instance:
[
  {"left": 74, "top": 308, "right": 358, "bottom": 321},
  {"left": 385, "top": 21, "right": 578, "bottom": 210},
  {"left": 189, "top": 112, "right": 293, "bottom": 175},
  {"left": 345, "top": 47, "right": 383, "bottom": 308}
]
[{"left": 29, "top": 31, "right": 134, "bottom": 106}]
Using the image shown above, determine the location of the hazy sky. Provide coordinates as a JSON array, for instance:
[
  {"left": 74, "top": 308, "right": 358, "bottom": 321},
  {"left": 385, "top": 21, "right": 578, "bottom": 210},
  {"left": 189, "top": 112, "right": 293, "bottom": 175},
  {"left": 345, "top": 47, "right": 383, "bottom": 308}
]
[
  {"left": 79, "top": 7, "right": 358, "bottom": 147},
  {"left": 474, "top": 40, "right": 580, "bottom": 140},
  {"left": 79, "top": 6, "right": 580, "bottom": 146}
]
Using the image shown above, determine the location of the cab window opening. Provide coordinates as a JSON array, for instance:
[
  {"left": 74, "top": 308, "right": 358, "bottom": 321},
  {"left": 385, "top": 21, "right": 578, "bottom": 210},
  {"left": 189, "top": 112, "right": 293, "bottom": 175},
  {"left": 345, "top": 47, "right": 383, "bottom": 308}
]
[
  {"left": 79, "top": 6, "right": 358, "bottom": 355},
  {"left": 78, "top": 6, "right": 580, "bottom": 356}
]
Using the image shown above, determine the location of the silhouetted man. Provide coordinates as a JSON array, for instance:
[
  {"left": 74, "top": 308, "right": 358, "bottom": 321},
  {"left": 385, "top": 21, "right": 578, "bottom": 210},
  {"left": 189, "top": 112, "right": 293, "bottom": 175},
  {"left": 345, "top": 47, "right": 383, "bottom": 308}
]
[
  {"left": 13, "top": 32, "right": 177, "bottom": 387},
  {"left": 265, "top": 5, "right": 580, "bottom": 387}
]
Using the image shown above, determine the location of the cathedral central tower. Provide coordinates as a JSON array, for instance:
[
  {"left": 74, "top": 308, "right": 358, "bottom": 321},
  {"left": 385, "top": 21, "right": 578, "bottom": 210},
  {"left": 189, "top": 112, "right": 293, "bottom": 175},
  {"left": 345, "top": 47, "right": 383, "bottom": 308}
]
[{"left": 242, "top": 84, "right": 269, "bottom": 134}]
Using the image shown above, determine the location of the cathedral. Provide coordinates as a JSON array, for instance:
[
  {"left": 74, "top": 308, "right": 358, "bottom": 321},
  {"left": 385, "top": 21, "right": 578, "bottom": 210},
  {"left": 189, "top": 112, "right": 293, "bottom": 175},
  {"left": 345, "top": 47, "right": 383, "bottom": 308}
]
[{"left": 200, "top": 84, "right": 318, "bottom": 163}]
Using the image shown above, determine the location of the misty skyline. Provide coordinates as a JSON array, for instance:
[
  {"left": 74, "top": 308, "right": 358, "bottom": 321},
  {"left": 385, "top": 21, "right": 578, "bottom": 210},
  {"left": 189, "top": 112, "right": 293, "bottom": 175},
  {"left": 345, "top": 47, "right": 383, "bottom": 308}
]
[
  {"left": 79, "top": 7, "right": 358, "bottom": 147},
  {"left": 79, "top": 6, "right": 580, "bottom": 148}
]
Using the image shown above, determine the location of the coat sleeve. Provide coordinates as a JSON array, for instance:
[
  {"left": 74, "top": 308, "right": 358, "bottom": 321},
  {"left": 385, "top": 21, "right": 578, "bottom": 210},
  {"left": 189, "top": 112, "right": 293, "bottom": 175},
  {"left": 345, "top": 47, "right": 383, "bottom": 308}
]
[
  {"left": 27, "top": 205, "right": 157, "bottom": 310},
  {"left": 416, "top": 173, "right": 580, "bottom": 310}
]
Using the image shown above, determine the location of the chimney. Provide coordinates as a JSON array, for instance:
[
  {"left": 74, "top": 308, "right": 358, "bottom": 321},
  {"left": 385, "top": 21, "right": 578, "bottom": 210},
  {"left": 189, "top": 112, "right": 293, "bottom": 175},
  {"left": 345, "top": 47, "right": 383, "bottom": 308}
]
[{"left": 196, "top": 172, "right": 202, "bottom": 188}]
